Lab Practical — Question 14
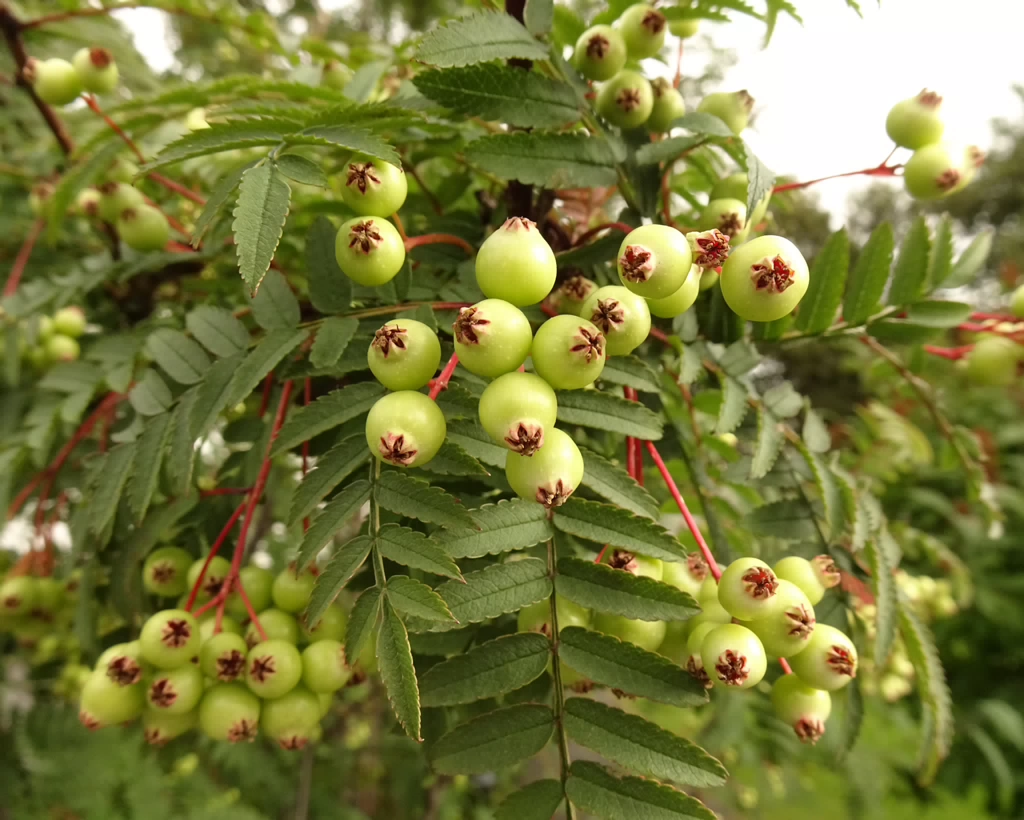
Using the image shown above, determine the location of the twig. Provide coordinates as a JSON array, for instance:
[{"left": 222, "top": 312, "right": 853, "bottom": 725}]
[
  {"left": 428, "top": 353, "right": 459, "bottom": 400},
  {"left": 572, "top": 221, "right": 633, "bottom": 247},
  {"left": 404, "top": 233, "right": 475, "bottom": 256},
  {"left": 184, "top": 499, "right": 247, "bottom": 612},
  {"left": 773, "top": 162, "right": 901, "bottom": 194},
  {"left": 4, "top": 217, "right": 44, "bottom": 297},
  {"left": 673, "top": 39, "right": 684, "bottom": 88},
  {"left": 391, "top": 211, "right": 408, "bottom": 242}
]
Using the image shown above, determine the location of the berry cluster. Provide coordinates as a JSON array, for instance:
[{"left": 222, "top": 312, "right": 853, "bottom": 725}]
[
  {"left": 25, "top": 48, "right": 119, "bottom": 107},
  {"left": 334, "top": 158, "right": 409, "bottom": 286},
  {"left": 2, "top": 306, "right": 87, "bottom": 370}
]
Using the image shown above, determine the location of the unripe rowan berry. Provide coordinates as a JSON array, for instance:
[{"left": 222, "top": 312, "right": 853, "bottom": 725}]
[
  {"left": 601, "top": 549, "right": 663, "bottom": 580},
  {"left": 368, "top": 319, "right": 441, "bottom": 391},
  {"left": 478, "top": 371, "right": 558, "bottom": 457},
  {"left": 647, "top": 77, "right": 686, "bottom": 133},
  {"left": 700, "top": 198, "right": 747, "bottom": 240},
  {"left": 581, "top": 285, "right": 651, "bottom": 356},
  {"left": 696, "top": 90, "right": 754, "bottom": 135},
  {"left": 46, "top": 334, "right": 80, "bottom": 363},
  {"left": 717, "top": 557, "right": 782, "bottom": 621},
  {"left": 903, "top": 143, "right": 968, "bottom": 200},
  {"left": 25, "top": 58, "right": 83, "bottom": 106},
  {"left": 616, "top": 4, "right": 667, "bottom": 59},
  {"left": 593, "top": 612, "right": 667, "bottom": 652},
  {"left": 453, "top": 299, "right": 533, "bottom": 378},
  {"left": 335, "top": 217, "right": 406, "bottom": 286},
  {"left": 719, "top": 235, "right": 809, "bottom": 322},
  {"left": 531, "top": 315, "right": 607, "bottom": 390},
  {"left": 75, "top": 188, "right": 102, "bottom": 218},
  {"left": 97, "top": 181, "right": 145, "bottom": 223},
  {"left": 322, "top": 60, "right": 353, "bottom": 90},
  {"left": 788, "top": 624, "right": 858, "bottom": 691},
  {"left": 118, "top": 205, "right": 170, "bottom": 252},
  {"left": 475, "top": 217, "right": 556, "bottom": 307},
  {"left": 365, "top": 390, "right": 446, "bottom": 469},
  {"left": 646, "top": 264, "right": 701, "bottom": 318},
  {"left": 743, "top": 579, "right": 816, "bottom": 658},
  {"left": 661, "top": 552, "right": 709, "bottom": 599},
  {"left": 597, "top": 70, "right": 654, "bottom": 130},
  {"left": 773, "top": 555, "right": 840, "bottom": 606},
  {"left": 885, "top": 89, "right": 944, "bottom": 150},
  {"left": 573, "top": 25, "right": 628, "bottom": 82},
  {"left": 72, "top": 47, "right": 119, "bottom": 95},
  {"left": 505, "top": 427, "right": 584, "bottom": 508},
  {"left": 616, "top": 224, "right": 692, "bottom": 299},
  {"left": 771, "top": 673, "right": 832, "bottom": 744},
  {"left": 546, "top": 275, "right": 598, "bottom": 317},
  {"left": 699, "top": 623, "right": 767, "bottom": 689},
  {"left": 965, "top": 335, "right": 1019, "bottom": 386},
  {"left": 669, "top": 17, "right": 700, "bottom": 38},
  {"left": 341, "top": 158, "right": 408, "bottom": 217}
]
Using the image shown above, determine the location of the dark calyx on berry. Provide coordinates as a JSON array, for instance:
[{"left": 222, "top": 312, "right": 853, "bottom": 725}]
[
  {"left": 795, "top": 717, "right": 826, "bottom": 744},
  {"left": 590, "top": 298, "right": 626, "bottom": 334},
  {"left": 917, "top": 89, "right": 942, "bottom": 107},
  {"left": 453, "top": 307, "right": 489, "bottom": 345},
  {"left": 107, "top": 656, "right": 142, "bottom": 686},
  {"left": 620, "top": 245, "right": 655, "bottom": 282},
  {"left": 751, "top": 256, "right": 796, "bottom": 293},
  {"left": 379, "top": 433, "right": 417, "bottom": 466},
  {"left": 784, "top": 604, "right": 815, "bottom": 638},
  {"left": 571, "top": 327, "right": 605, "bottom": 362},
  {"left": 691, "top": 230, "right": 731, "bottom": 268},
  {"left": 741, "top": 566, "right": 779, "bottom": 600},
  {"left": 217, "top": 650, "right": 246, "bottom": 681},
  {"left": 826, "top": 645, "right": 857, "bottom": 677},
  {"left": 151, "top": 562, "right": 177, "bottom": 584},
  {"left": 348, "top": 221, "right": 383, "bottom": 254},
  {"left": 642, "top": 10, "right": 666, "bottom": 33},
  {"left": 609, "top": 550, "right": 640, "bottom": 574},
  {"left": 585, "top": 35, "right": 610, "bottom": 59},
  {"left": 936, "top": 169, "right": 961, "bottom": 191},
  {"left": 162, "top": 618, "right": 193, "bottom": 647},
  {"left": 249, "top": 655, "right": 276, "bottom": 682},
  {"left": 346, "top": 162, "right": 382, "bottom": 194},
  {"left": 686, "top": 657, "right": 712, "bottom": 689},
  {"left": 149, "top": 679, "right": 177, "bottom": 708},
  {"left": 687, "top": 552, "right": 709, "bottom": 580},
  {"left": 714, "top": 650, "right": 751, "bottom": 685},
  {"left": 506, "top": 423, "right": 544, "bottom": 457},
  {"left": 536, "top": 480, "right": 573, "bottom": 508},
  {"left": 372, "top": 325, "right": 407, "bottom": 357},
  {"left": 617, "top": 88, "right": 643, "bottom": 112},
  {"left": 228, "top": 719, "right": 258, "bottom": 743}
]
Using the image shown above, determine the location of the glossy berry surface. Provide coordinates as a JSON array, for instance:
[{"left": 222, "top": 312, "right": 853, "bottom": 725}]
[
  {"left": 365, "top": 390, "right": 446, "bottom": 469},
  {"left": 46, "top": 335, "right": 80, "bottom": 363},
  {"left": 0, "top": 576, "right": 37, "bottom": 616},
  {"left": 531, "top": 316, "right": 606, "bottom": 390},
  {"left": 246, "top": 608, "right": 299, "bottom": 647},
  {"left": 885, "top": 90, "right": 944, "bottom": 150},
  {"left": 773, "top": 555, "right": 839, "bottom": 606},
  {"left": 965, "top": 336, "right": 1018, "bottom": 386},
  {"left": 718, "top": 557, "right": 782, "bottom": 621},
  {"left": 78, "top": 670, "right": 145, "bottom": 729},
  {"left": 245, "top": 639, "right": 303, "bottom": 699},
  {"left": 147, "top": 663, "right": 204, "bottom": 715},
  {"left": 517, "top": 596, "right": 591, "bottom": 636},
  {"left": 97, "top": 182, "right": 145, "bottom": 223},
  {"left": 573, "top": 25, "right": 627, "bottom": 82},
  {"left": 143, "top": 546, "right": 193, "bottom": 597},
  {"left": 683, "top": 621, "right": 719, "bottom": 689},
  {"left": 616, "top": 4, "right": 667, "bottom": 59},
  {"left": 271, "top": 565, "right": 317, "bottom": 614},
  {"left": 98, "top": 642, "right": 144, "bottom": 688},
  {"left": 699, "top": 623, "right": 767, "bottom": 689},
  {"left": 788, "top": 624, "right": 858, "bottom": 691},
  {"left": 669, "top": 17, "right": 700, "bottom": 38},
  {"left": 143, "top": 708, "right": 197, "bottom": 746},
  {"left": 52, "top": 307, "right": 87, "bottom": 338},
  {"left": 367, "top": 319, "right": 441, "bottom": 391},
  {"left": 602, "top": 549, "right": 663, "bottom": 581},
  {"left": 200, "top": 632, "right": 249, "bottom": 682},
  {"left": 117, "top": 205, "right": 170, "bottom": 253},
  {"left": 75, "top": 188, "right": 102, "bottom": 218},
  {"left": 593, "top": 612, "right": 666, "bottom": 653},
  {"left": 260, "top": 684, "right": 321, "bottom": 750},
  {"left": 647, "top": 77, "right": 686, "bottom": 133},
  {"left": 322, "top": 60, "right": 353, "bottom": 90},
  {"left": 301, "top": 603, "right": 347, "bottom": 643},
  {"left": 301, "top": 639, "right": 352, "bottom": 692},
  {"left": 903, "top": 143, "right": 966, "bottom": 200},
  {"left": 340, "top": 158, "right": 408, "bottom": 217},
  {"left": 771, "top": 673, "right": 832, "bottom": 744},
  {"left": 139, "top": 609, "right": 200, "bottom": 669},
  {"left": 720, "top": 235, "right": 809, "bottom": 322},
  {"left": 475, "top": 218, "right": 556, "bottom": 307},
  {"left": 616, "top": 224, "right": 692, "bottom": 299},
  {"left": 26, "top": 58, "right": 83, "bottom": 106},
  {"left": 227, "top": 565, "right": 274, "bottom": 619},
  {"left": 581, "top": 286, "right": 651, "bottom": 357},
  {"left": 646, "top": 264, "right": 701, "bottom": 318},
  {"left": 660, "top": 552, "right": 709, "bottom": 598},
  {"left": 597, "top": 70, "right": 654, "bottom": 130},
  {"left": 700, "top": 198, "right": 747, "bottom": 240},
  {"left": 478, "top": 371, "right": 558, "bottom": 457},
  {"left": 697, "top": 90, "right": 754, "bottom": 135},
  {"left": 335, "top": 217, "right": 406, "bottom": 286},
  {"left": 72, "top": 47, "right": 119, "bottom": 95},
  {"left": 547, "top": 276, "right": 598, "bottom": 316},
  {"left": 187, "top": 555, "right": 231, "bottom": 602},
  {"left": 452, "top": 299, "right": 533, "bottom": 378},
  {"left": 744, "top": 579, "right": 816, "bottom": 658},
  {"left": 198, "top": 683, "right": 261, "bottom": 743},
  {"left": 505, "top": 427, "right": 584, "bottom": 508}
]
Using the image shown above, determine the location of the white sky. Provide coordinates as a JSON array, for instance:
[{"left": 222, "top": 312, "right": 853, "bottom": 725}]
[{"left": 117, "top": 0, "right": 1024, "bottom": 223}]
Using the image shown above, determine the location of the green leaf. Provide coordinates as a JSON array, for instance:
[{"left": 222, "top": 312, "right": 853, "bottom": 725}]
[
  {"left": 843, "top": 222, "right": 894, "bottom": 325},
  {"left": 190, "top": 160, "right": 256, "bottom": 248},
  {"left": 558, "top": 627, "right": 707, "bottom": 707},
  {"left": 926, "top": 214, "right": 953, "bottom": 290},
  {"left": 432, "top": 498, "right": 554, "bottom": 560},
  {"left": 288, "top": 434, "right": 369, "bottom": 525},
  {"left": 129, "top": 413, "right": 172, "bottom": 523},
  {"left": 89, "top": 443, "right": 136, "bottom": 535},
  {"left": 248, "top": 269, "right": 301, "bottom": 330},
  {"left": 717, "top": 338, "right": 761, "bottom": 376},
  {"left": 189, "top": 355, "right": 245, "bottom": 438},
  {"left": 580, "top": 447, "right": 659, "bottom": 520},
  {"left": 888, "top": 216, "right": 932, "bottom": 306},
  {"left": 465, "top": 133, "right": 619, "bottom": 189},
  {"left": 418, "top": 440, "right": 490, "bottom": 477},
  {"left": 802, "top": 405, "right": 831, "bottom": 453},
  {"left": 556, "top": 389, "right": 663, "bottom": 440},
  {"left": 129, "top": 369, "right": 172, "bottom": 416},
  {"left": 412, "top": 558, "right": 551, "bottom": 633},
  {"left": 377, "top": 597, "right": 422, "bottom": 741},
  {"left": 346, "top": 586, "right": 382, "bottom": 667},
  {"left": 524, "top": 0, "right": 554, "bottom": 35},
  {"left": 414, "top": 64, "right": 578, "bottom": 129},
  {"left": 634, "top": 135, "right": 703, "bottom": 167},
  {"left": 795, "top": 229, "right": 850, "bottom": 334},
  {"left": 715, "top": 375, "right": 749, "bottom": 434},
  {"left": 743, "top": 143, "right": 774, "bottom": 218},
  {"left": 564, "top": 698, "right": 727, "bottom": 786},
  {"left": 374, "top": 471, "right": 474, "bottom": 528},
  {"left": 942, "top": 228, "right": 993, "bottom": 288},
  {"left": 750, "top": 405, "right": 784, "bottom": 480},
  {"left": 865, "top": 319, "right": 941, "bottom": 345},
  {"left": 598, "top": 355, "right": 661, "bottom": 393},
  {"left": 415, "top": 11, "right": 549, "bottom": 67},
  {"left": 232, "top": 162, "right": 292, "bottom": 294},
  {"left": 792, "top": 444, "right": 842, "bottom": 536},
  {"left": 306, "top": 216, "right": 351, "bottom": 314},
  {"left": 904, "top": 300, "right": 972, "bottom": 328},
  {"left": 864, "top": 537, "right": 897, "bottom": 668},
  {"left": 672, "top": 112, "right": 734, "bottom": 138},
  {"left": 276, "top": 154, "right": 327, "bottom": 187},
  {"left": 306, "top": 535, "right": 373, "bottom": 627},
  {"left": 386, "top": 576, "right": 456, "bottom": 623},
  {"left": 186, "top": 306, "right": 249, "bottom": 357},
  {"left": 419, "top": 633, "right": 550, "bottom": 707},
  {"left": 566, "top": 760, "right": 716, "bottom": 820},
  {"left": 309, "top": 316, "right": 359, "bottom": 369},
  {"left": 296, "top": 124, "right": 399, "bottom": 166},
  {"left": 165, "top": 388, "right": 197, "bottom": 495},
  {"left": 555, "top": 232, "right": 621, "bottom": 270},
  {"left": 557, "top": 557, "right": 699, "bottom": 622},
  {"left": 742, "top": 500, "right": 818, "bottom": 540},
  {"left": 762, "top": 382, "right": 803, "bottom": 418},
  {"left": 376, "top": 524, "right": 463, "bottom": 580},
  {"left": 495, "top": 780, "right": 564, "bottom": 820},
  {"left": 142, "top": 120, "right": 291, "bottom": 172},
  {"left": 146, "top": 328, "right": 211, "bottom": 385},
  {"left": 431, "top": 704, "right": 554, "bottom": 775},
  {"left": 296, "top": 480, "right": 372, "bottom": 573},
  {"left": 445, "top": 419, "right": 510, "bottom": 468},
  {"left": 222, "top": 328, "right": 307, "bottom": 410},
  {"left": 554, "top": 498, "right": 687, "bottom": 563},
  {"left": 46, "top": 140, "right": 123, "bottom": 242},
  {"left": 273, "top": 382, "right": 386, "bottom": 455}
]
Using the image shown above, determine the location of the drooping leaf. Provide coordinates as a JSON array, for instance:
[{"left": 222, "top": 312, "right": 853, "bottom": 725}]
[
  {"left": 309, "top": 316, "right": 359, "bottom": 369},
  {"left": 306, "top": 535, "right": 373, "bottom": 626},
  {"left": 556, "top": 389, "right": 664, "bottom": 440},
  {"left": 743, "top": 143, "right": 774, "bottom": 218},
  {"left": 926, "top": 214, "right": 953, "bottom": 290},
  {"left": 232, "top": 162, "right": 292, "bottom": 294},
  {"left": 89, "top": 443, "right": 137, "bottom": 535},
  {"left": 273, "top": 382, "right": 386, "bottom": 454},
  {"left": 802, "top": 405, "right": 831, "bottom": 453},
  {"left": 346, "top": 586, "right": 382, "bottom": 667},
  {"left": 432, "top": 499, "right": 555, "bottom": 559},
  {"left": 445, "top": 419, "right": 511, "bottom": 468},
  {"left": 189, "top": 354, "right": 245, "bottom": 438},
  {"left": 566, "top": 760, "right": 716, "bottom": 820},
  {"left": 843, "top": 222, "right": 894, "bottom": 325},
  {"left": 146, "top": 329, "right": 211, "bottom": 386},
  {"left": 888, "top": 216, "right": 932, "bottom": 305},
  {"left": 142, "top": 120, "right": 293, "bottom": 172},
  {"left": 750, "top": 405, "right": 785, "bottom": 480},
  {"left": 742, "top": 500, "right": 819, "bottom": 540},
  {"left": 865, "top": 537, "right": 897, "bottom": 668},
  {"left": 297, "top": 124, "right": 399, "bottom": 165},
  {"left": 417, "top": 440, "right": 490, "bottom": 477},
  {"left": 579, "top": 447, "right": 660, "bottom": 520},
  {"left": 129, "top": 413, "right": 172, "bottom": 523},
  {"left": 306, "top": 216, "right": 352, "bottom": 314},
  {"left": 715, "top": 374, "right": 749, "bottom": 434},
  {"left": 430, "top": 704, "right": 555, "bottom": 774},
  {"left": 904, "top": 300, "right": 973, "bottom": 328},
  {"left": 288, "top": 434, "right": 370, "bottom": 525},
  {"left": 523, "top": 0, "right": 554, "bottom": 35},
  {"left": 296, "top": 480, "right": 372, "bottom": 573},
  {"left": 276, "top": 154, "right": 328, "bottom": 187},
  {"left": 386, "top": 576, "right": 457, "bottom": 623},
  {"left": 186, "top": 306, "right": 250, "bottom": 357},
  {"left": 556, "top": 557, "right": 698, "bottom": 622},
  {"left": 465, "top": 133, "right": 619, "bottom": 189},
  {"left": 415, "top": 11, "right": 549, "bottom": 67},
  {"left": 376, "top": 524, "right": 463, "bottom": 580},
  {"left": 190, "top": 160, "right": 257, "bottom": 248},
  {"left": 554, "top": 498, "right": 687, "bottom": 564},
  {"left": 377, "top": 597, "right": 422, "bottom": 741},
  {"left": 495, "top": 780, "right": 564, "bottom": 820},
  {"left": 942, "top": 228, "right": 993, "bottom": 288},
  {"left": 598, "top": 355, "right": 662, "bottom": 394},
  {"left": 374, "top": 470, "right": 474, "bottom": 528},
  {"left": 129, "top": 369, "right": 172, "bottom": 416},
  {"left": 671, "top": 112, "right": 735, "bottom": 138},
  {"left": 165, "top": 388, "right": 197, "bottom": 495},
  {"left": 222, "top": 328, "right": 307, "bottom": 410}
]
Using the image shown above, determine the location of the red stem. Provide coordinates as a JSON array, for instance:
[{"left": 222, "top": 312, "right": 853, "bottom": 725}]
[
  {"left": 778, "top": 658, "right": 793, "bottom": 675},
  {"left": 184, "top": 499, "right": 247, "bottom": 611},
  {"left": 392, "top": 212, "right": 408, "bottom": 242},
  {"left": 257, "top": 372, "right": 274, "bottom": 418},
  {"left": 644, "top": 440, "right": 721, "bottom": 581},
  {"left": 404, "top": 233, "right": 475, "bottom": 256},
  {"left": 924, "top": 344, "right": 973, "bottom": 361},
  {"left": 572, "top": 222, "right": 633, "bottom": 247},
  {"left": 673, "top": 39, "right": 684, "bottom": 88},
  {"left": 428, "top": 353, "right": 460, "bottom": 400},
  {"left": 199, "top": 487, "right": 253, "bottom": 497},
  {"left": 970, "top": 311, "right": 1014, "bottom": 322},
  {"left": 772, "top": 163, "right": 900, "bottom": 194},
  {"left": 235, "top": 580, "right": 268, "bottom": 642},
  {"left": 594, "top": 545, "right": 609, "bottom": 564},
  {"left": 4, "top": 218, "right": 44, "bottom": 297}
]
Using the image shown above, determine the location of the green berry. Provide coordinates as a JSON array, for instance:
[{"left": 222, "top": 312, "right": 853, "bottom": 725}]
[
  {"left": 301, "top": 639, "right": 352, "bottom": 692},
  {"left": 476, "top": 218, "right": 556, "bottom": 307},
  {"left": 365, "top": 390, "right": 446, "bottom": 469},
  {"left": 108, "top": 158, "right": 139, "bottom": 185},
  {"left": 78, "top": 670, "right": 145, "bottom": 729},
  {"left": 301, "top": 603, "right": 347, "bottom": 643},
  {"left": 72, "top": 47, "right": 119, "bottom": 95},
  {"left": 29, "top": 182, "right": 53, "bottom": 219},
  {"left": 97, "top": 181, "right": 145, "bottom": 223},
  {"left": 200, "top": 632, "right": 249, "bottom": 682},
  {"left": 717, "top": 557, "right": 782, "bottom": 621},
  {"left": 646, "top": 264, "right": 701, "bottom": 318},
  {"left": 260, "top": 684, "right": 321, "bottom": 750},
  {"left": 616, "top": 4, "right": 667, "bottom": 59},
  {"left": 531, "top": 315, "right": 606, "bottom": 389},
  {"left": 683, "top": 621, "right": 719, "bottom": 688},
  {"left": 147, "top": 663, "right": 204, "bottom": 715},
  {"left": 669, "top": 17, "right": 700, "bottom": 38},
  {"left": 367, "top": 319, "right": 441, "bottom": 391},
  {"left": 143, "top": 546, "right": 193, "bottom": 597},
  {"left": 582, "top": 285, "right": 651, "bottom": 357},
  {"left": 198, "top": 683, "right": 261, "bottom": 742},
  {"left": 699, "top": 623, "right": 766, "bottom": 689},
  {"left": 335, "top": 217, "right": 406, "bottom": 286},
  {"left": 98, "top": 641, "right": 144, "bottom": 687},
  {"left": 965, "top": 336, "right": 1018, "bottom": 386},
  {"left": 117, "top": 205, "right": 170, "bottom": 252},
  {"left": 771, "top": 674, "right": 832, "bottom": 744},
  {"left": 700, "top": 198, "right": 747, "bottom": 240},
  {"left": 0, "top": 576, "right": 37, "bottom": 616},
  {"left": 184, "top": 107, "right": 209, "bottom": 131},
  {"left": 661, "top": 552, "right": 709, "bottom": 598},
  {"left": 597, "top": 70, "right": 654, "bottom": 129},
  {"left": 322, "top": 60, "right": 353, "bottom": 90},
  {"left": 885, "top": 89, "right": 944, "bottom": 150},
  {"left": 33, "top": 577, "right": 65, "bottom": 613},
  {"left": 246, "top": 639, "right": 303, "bottom": 699},
  {"left": 1011, "top": 285, "right": 1024, "bottom": 319},
  {"left": 76, "top": 188, "right": 102, "bottom": 218},
  {"left": 453, "top": 299, "right": 533, "bottom": 378},
  {"left": 478, "top": 371, "right": 558, "bottom": 457},
  {"left": 246, "top": 609, "right": 300, "bottom": 648},
  {"left": 517, "top": 596, "right": 591, "bottom": 635},
  {"left": 743, "top": 580, "right": 816, "bottom": 658},
  {"left": 46, "top": 334, "right": 80, "bottom": 363},
  {"left": 226, "top": 565, "right": 274, "bottom": 620},
  {"left": 51, "top": 306, "right": 87, "bottom": 338},
  {"left": 617, "top": 224, "right": 692, "bottom": 299},
  {"left": 787, "top": 624, "right": 858, "bottom": 691},
  {"left": 546, "top": 275, "right": 598, "bottom": 316},
  {"left": 573, "top": 25, "right": 627, "bottom": 82},
  {"left": 602, "top": 549, "right": 663, "bottom": 581},
  {"left": 687, "top": 229, "right": 733, "bottom": 272},
  {"left": 648, "top": 77, "right": 686, "bottom": 133},
  {"left": 505, "top": 427, "right": 584, "bottom": 508},
  {"left": 26, "top": 58, "right": 83, "bottom": 106},
  {"left": 143, "top": 707, "right": 198, "bottom": 745},
  {"left": 271, "top": 565, "right": 317, "bottom": 614},
  {"left": 139, "top": 609, "right": 200, "bottom": 669},
  {"left": 341, "top": 158, "right": 408, "bottom": 217},
  {"left": 198, "top": 613, "right": 243, "bottom": 645},
  {"left": 187, "top": 555, "right": 231, "bottom": 602},
  {"left": 696, "top": 90, "right": 754, "bottom": 135},
  {"left": 903, "top": 143, "right": 967, "bottom": 200},
  {"left": 593, "top": 612, "right": 666, "bottom": 653},
  {"left": 773, "top": 555, "right": 840, "bottom": 606},
  {"left": 720, "top": 235, "right": 809, "bottom": 322}
]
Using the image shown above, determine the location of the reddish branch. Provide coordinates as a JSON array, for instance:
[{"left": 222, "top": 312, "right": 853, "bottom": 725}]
[
  {"left": 184, "top": 500, "right": 247, "bottom": 611},
  {"left": 572, "top": 222, "right": 633, "bottom": 247},
  {"left": 924, "top": 345, "right": 973, "bottom": 361},
  {"left": 428, "top": 353, "right": 460, "bottom": 400},
  {"left": 404, "top": 233, "right": 475, "bottom": 256},
  {"left": 4, "top": 217, "right": 44, "bottom": 297},
  {"left": 773, "top": 162, "right": 901, "bottom": 194},
  {"left": 200, "top": 487, "right": 253, "bottom": 497}
]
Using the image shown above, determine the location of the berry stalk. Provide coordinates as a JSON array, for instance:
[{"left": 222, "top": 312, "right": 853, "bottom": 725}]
[
  {"left": 184, "top": 499, "right": 247, "bottom": 612},
  {"left": 428, "top": 353, "right": 460, "bottom": 400},
  {"left": 772, "top": 161, "right": 901, "bottom": 194},
  {"left": 403, "top": 233, "right": 475, "bottom": 256},
  {"left": 572, "top": 222, "right": 634, "bottom": 247}
]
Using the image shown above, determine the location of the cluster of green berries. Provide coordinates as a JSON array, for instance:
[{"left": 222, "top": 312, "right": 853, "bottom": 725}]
[
  {"left": 962, "top": 311, "right": 1023, "bottom": 386},
  {"left": 885, "top": 90, "right": 984, "bottom": 200},
  {"left": 1, "top": 306, "right": 87, "bottom": 371},
  {"left": 0, "top": 571, "right": 80, "bottom": 658},
  {"left": 334, "top": 158, "right": 409, "bottom": 286},
  {"left": 25, "top": 47, "right": 119, "bottom": 106}
]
